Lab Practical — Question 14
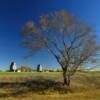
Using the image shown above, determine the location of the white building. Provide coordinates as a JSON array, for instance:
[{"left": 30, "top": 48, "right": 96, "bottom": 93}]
[
  {"left": 37, "top": 64, "right": 43, "bottom": 72},
  {"left": 10, "top": 62, "right": 17, "bottom": 72}
]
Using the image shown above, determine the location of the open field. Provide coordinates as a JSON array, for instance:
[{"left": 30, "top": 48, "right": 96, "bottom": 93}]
[
  {"left": 0, "top": 71, "right": 100, "bottom": 77},
  {"left": 0, "top": 72, "right": 62, "bottom": 77},
  {"left": 0, "top": 71, "right": 100, "bottom": 100}
]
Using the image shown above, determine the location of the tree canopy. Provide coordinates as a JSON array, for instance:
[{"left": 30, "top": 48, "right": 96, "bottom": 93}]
[{"left": 21, "top": 10, "right": 99, "bottom": 85}]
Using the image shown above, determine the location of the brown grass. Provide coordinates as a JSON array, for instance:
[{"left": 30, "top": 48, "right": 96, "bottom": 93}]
[{"left": 0, "top": 72, "right": 100, "bottom": 100}]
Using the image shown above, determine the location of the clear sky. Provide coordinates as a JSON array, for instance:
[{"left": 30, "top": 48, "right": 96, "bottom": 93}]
[{"left": 0, "top": 0, "right": 100, "bottom": 70}]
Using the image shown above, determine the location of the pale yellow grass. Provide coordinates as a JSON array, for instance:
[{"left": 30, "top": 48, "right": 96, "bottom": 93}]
[
  {"left": 0, "top": 89, "right": 100, "bottom": 100},
  {"left": 0, "top": 72, "right": 99, "bottom": 100}
]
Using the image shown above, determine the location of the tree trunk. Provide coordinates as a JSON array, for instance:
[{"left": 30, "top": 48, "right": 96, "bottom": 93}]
[
  {"left": 63, "top": 72, "right": 70, "bottom": 86},
  {"left": 67, "top": 75, "right": 70, "bottom": 86}
]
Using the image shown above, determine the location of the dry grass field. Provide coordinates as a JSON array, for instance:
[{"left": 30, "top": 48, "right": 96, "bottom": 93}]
[{"left": 0, "top": 71, "right": 100, "bottom": 100}]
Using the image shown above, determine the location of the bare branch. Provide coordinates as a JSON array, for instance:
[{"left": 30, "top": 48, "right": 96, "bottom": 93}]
[{"left": 21, "top": 10, "right": 100, "bottom": 85}]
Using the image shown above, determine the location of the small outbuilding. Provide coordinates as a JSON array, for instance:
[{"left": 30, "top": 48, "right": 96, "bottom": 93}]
[
  {"left": 10, "top": 62, "right": 17, "bottom": 72},
  {"left": 37, "top": 64, "right": 43, "bottom": 72}
]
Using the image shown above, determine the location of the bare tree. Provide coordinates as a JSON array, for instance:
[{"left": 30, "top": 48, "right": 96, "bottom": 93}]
[{"left": 21, "top": 11, "right": 99, "bottom": 86}]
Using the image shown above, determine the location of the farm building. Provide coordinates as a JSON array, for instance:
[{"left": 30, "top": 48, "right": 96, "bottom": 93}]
[
  {"left": 37, "top": 64, "right": 43, "bottom": 72},
  {"left": 10, "top": 62, "right": 17, "bottom": 72}
]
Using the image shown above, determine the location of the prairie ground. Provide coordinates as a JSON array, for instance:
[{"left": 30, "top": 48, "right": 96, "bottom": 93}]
[{"left": 0, "top": 71, "right": 100, "bottom": 100}]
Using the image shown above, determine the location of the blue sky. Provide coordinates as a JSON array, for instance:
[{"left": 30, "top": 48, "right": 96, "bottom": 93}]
[{"left": 0, "top": 0, "right": 100, "bottom": 70}]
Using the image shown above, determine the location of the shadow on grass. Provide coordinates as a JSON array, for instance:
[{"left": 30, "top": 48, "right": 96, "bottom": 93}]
[{"left": 0, "top": 78, "right": 71, "bottom": 97}]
